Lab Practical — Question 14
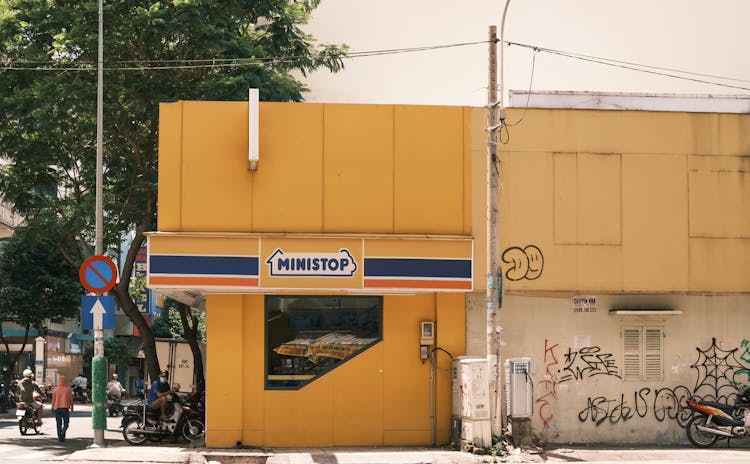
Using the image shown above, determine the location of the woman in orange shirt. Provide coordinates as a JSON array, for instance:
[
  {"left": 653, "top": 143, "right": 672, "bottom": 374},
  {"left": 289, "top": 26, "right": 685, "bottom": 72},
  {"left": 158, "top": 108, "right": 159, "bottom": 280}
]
[{"left": 50, "top": 375, "right": 74, "bottom": 442}]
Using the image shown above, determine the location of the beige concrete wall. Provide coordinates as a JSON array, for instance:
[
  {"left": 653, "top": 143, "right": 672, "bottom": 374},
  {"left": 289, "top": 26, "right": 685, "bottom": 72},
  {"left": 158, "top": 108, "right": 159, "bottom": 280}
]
[{"left": 499, "top": 294, "right": 750, "bottom": 444}]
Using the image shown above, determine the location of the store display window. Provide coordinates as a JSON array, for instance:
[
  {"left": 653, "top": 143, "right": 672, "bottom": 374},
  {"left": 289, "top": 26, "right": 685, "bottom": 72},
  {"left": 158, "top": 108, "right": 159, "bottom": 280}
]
[{"left": 265, "top": 295, "right": 383, "bottom": 389}]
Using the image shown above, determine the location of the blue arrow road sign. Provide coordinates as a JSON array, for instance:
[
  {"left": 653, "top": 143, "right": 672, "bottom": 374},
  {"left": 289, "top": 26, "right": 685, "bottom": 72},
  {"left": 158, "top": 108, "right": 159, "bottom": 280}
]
[{"left": 81, "top": 295, "right": 115, "bottom": 330}]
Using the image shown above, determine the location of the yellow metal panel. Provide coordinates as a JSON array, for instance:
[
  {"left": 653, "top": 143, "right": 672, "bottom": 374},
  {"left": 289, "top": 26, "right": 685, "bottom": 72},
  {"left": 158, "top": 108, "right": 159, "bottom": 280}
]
[
  {"left": 499, "top": 151, "right": 553, "bottom": 248},
  {"left": 463, "top": 107, "right": 478, "bottom": 235},
  {"left": 252, "top": 102, "right": 324, "bottom": 232},
  {"left": 578, "top": 245, "right": 623, "bottom": 291},
  {"left": 148, "top": 234, "right": 260, "bottom": 255},
  {"left": 435, "top": 294, "right": 465, "bottom": 444},
  {"left": 259, "top": 237, "right": 363, "bottom": 289},
  {"left": 503, "top": 108, "right": 578, "bottom": 154},
  {"left": 553, "top": 153, "right": 578, "bottom": 244},
  {"left": 470, "top": 108, "right": 487, "bottom": 292},
  {"left": 264, "top": 376, "right": 335, "bottom": 446},
  {"left": 499, "top": 151, "right": 558, "bottom": 291},
  {"left": 382, "top": 294, "right": 433, "bottom": 434},
  {"left": 180, "top": 101, "right": 252, "bottom": 231},
  {"left": 574, "top": 110, "right": 623, "bottom": 154},
  {"left": 394, "top": 106, "right": 464, "bottom": 234},
  {"left": 688, "top": 155, "right": 750, "bottom": 238},
  {"left": 242, "top": 295, "right": 265, "bottom": 443},
  {"left": 205, "top": 294, "right": 244, "bottom": 447},
  {"left": 157, "top": 102, "right": 183, "bottom": 231},
  {"left": 715, "top": 114, "right": 750, "bottom": 155},
  {"left": 689, "top": 238, "right": 750, "bottom": 292},
  {"left": 332, "top": 344, "right": 385, "bottom": 445},
  {"left": 618, "top": 111, "right": 688, "bottom": 155},
  {"left": 578, "top": 153, "right": 622, "bottom": 245},
  {"left": 622, "top": 154, "right": 688, "bottom": 291},
  {"left": 384, "top": 430, "right": 432, "bottom": 445},
  {"left": 365, "top": 238, "right": 472, "bottom": 258},
  {"left": 323, "top": 104, "right": 394, "bottom": 233}
]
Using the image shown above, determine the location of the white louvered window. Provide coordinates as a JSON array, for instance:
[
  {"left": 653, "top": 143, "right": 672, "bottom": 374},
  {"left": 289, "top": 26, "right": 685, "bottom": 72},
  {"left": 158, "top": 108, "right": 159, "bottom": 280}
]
[{"left": 622, "top": 326, "right": 663, "bottom": 381}]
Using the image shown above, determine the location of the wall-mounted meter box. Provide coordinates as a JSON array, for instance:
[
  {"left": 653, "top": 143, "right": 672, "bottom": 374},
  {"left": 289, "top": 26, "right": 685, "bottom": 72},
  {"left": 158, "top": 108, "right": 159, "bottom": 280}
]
[{"left": 420, "top": 321, "right": 435, "bottom": 345}]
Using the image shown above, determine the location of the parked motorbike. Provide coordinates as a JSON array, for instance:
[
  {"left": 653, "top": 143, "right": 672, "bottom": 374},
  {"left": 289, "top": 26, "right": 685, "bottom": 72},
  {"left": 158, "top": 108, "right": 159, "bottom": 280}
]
[
  {"left": 120, "top": 388, "right": 205, "bottom": 445},
  {"left": 685, "top": 385, "right": 750, "bottom": 448},
  {"left": 16, "top": 392, "right": 42, "bottom": 436}
]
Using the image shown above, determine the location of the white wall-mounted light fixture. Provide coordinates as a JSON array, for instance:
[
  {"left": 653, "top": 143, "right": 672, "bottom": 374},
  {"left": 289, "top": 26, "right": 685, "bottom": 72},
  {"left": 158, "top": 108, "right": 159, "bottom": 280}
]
[{"left": 248, "top": 88, "right": 259, "bottom": 171}]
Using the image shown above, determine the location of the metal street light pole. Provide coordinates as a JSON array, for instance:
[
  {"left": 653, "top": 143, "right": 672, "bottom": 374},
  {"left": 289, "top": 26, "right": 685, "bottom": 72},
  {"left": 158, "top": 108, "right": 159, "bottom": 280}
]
[{"left": 92, "top": 0, "right": 106, "bottom": 447}]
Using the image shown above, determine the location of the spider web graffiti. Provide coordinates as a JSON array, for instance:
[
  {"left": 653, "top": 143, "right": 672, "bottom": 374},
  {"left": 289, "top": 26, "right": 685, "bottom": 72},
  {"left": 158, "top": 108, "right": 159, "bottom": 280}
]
[{"left": 691, "top": 337, "right": 750, "bottom": 403}]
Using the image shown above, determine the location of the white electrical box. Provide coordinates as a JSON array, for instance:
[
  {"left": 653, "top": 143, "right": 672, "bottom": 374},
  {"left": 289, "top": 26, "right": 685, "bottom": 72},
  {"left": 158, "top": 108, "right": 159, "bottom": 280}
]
[
  {"left": 420, "top": 321, "right": 434, "bottom": 345},
  {"left": 451, "top": 356, "right": 491, "bottom": 448},
  {"left": 505, "top": 358, "right": 533, "bottom": 418}
]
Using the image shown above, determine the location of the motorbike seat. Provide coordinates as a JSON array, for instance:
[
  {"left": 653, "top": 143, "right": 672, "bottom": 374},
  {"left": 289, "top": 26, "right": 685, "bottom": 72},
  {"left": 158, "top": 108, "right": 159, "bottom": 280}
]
[{"left": 703, "top": 401, "right": 736, "bottom": 417}]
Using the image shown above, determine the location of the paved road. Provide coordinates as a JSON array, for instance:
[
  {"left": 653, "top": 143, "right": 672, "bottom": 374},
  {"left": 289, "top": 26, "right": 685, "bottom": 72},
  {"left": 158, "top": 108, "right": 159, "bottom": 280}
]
[{"left": 0, "top": 402, "right": 184, "bottom": 463}]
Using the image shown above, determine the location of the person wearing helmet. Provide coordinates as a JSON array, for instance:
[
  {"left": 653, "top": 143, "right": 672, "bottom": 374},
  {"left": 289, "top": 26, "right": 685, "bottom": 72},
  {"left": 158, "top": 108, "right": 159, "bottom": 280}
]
[
  {"left": 18, "top": 369, "right": 44, "bottom": 424},
  {"left": 147, "top": 369, "right": 176, "bottom": 420},
  {"left": 71, "top": 372, "right": 87, "bottom": 390},
  {"left": 106, "top": 373, "right": 126, "bottom": 399}
]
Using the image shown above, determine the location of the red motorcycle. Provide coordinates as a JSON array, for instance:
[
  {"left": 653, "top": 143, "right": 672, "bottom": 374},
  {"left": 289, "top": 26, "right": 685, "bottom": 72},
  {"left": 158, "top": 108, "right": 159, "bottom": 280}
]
[{"left": 685, "top": 385, "right": 750, "bottom": 447}]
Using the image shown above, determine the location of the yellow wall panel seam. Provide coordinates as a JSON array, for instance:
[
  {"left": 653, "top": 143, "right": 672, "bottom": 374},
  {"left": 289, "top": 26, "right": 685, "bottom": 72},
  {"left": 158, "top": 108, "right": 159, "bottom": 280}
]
[
  {"left": 178, "top": 101, "right": 184, "bottom": 229},
  {"left": 392, "top": 105, "right": 396, "bottom": 233}
]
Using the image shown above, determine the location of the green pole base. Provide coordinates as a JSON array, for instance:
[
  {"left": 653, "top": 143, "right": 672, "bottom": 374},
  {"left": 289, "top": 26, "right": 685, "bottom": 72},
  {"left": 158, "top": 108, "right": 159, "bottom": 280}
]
[{"left": 91, "top": 355, "right": 108, "bottom": 430}]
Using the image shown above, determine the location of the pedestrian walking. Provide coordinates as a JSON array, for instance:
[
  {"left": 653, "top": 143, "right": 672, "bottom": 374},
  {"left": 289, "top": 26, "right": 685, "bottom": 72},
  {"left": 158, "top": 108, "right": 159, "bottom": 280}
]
[{"left": 50, "top": 375, "right": 74, "bottom": 442}]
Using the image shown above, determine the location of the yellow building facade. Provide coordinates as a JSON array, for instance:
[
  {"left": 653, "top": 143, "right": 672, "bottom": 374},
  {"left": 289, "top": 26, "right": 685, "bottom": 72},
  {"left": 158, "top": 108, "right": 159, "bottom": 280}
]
[
  {"left": 150, "top": 97, "right": 750, "bottom": 446},
  {"left": 150, "top": 102, "right": 482, "bottom": 446}
]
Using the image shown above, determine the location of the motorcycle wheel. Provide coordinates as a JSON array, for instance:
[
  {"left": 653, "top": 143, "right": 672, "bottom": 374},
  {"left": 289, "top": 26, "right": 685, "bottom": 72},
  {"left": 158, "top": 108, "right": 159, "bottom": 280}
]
[
  {"left": 181, "top": 418, "right": 205, "bottom": 442},
  {"left": 122, "top": 420, "right": 148, "bottom": 445},
  {"left": 32, "top": 421, "right": 40, "bottom": 435},
  {"left": 19, "top": 422, "right": 27, "bottom": 436},
  {"left": 686, "top": 415, "right": 719, "bottom": 448}
]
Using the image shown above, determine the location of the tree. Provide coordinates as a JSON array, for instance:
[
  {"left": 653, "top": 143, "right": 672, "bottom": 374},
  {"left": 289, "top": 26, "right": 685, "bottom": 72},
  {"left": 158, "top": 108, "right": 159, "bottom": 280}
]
[
  {"left": 0, "top": 1, "right": 347, "bottom": 380},
  {"left": 0, "top": 227, "right": 80, "bottom": 373}
]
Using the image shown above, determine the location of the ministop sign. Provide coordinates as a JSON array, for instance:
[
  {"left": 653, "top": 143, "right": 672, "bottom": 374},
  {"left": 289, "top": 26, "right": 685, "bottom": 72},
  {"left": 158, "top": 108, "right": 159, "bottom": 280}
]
[{"left": 79, "top": 255, "right": 118, "bottom": 294}]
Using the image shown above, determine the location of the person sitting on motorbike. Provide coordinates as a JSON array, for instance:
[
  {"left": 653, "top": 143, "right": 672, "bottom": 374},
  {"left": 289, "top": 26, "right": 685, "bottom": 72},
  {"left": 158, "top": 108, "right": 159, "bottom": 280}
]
[
  {"left": 147, "top": 369, "right": 177, "bottom": 420},
  {"left": 71, "top": 372, "right": 87, "bottom": 390},
  {"left": 106, "top": 373, "right": 127, "bottom": 400},
  {"left": 17, "top": 369, "right": 43, "bottom": 424}
]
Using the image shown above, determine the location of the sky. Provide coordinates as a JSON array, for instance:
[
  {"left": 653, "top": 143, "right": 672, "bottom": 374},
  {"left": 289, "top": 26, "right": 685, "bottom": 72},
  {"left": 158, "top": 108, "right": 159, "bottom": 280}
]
[{"left": 300, "top": 0, "right": 750, "bottom": 107}]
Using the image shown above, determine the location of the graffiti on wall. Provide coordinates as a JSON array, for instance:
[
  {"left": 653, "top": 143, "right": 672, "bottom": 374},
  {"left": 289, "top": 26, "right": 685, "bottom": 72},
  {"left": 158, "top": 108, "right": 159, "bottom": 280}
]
[
  {"left": 501, "top": 245, "right": 543, "bottom": 281},
  {"left": 577, "top": 386, "right": 694, "bottom": 427},
  {"left": 559, "top": 346, "right": 621, "bottom": 383},
  {"left": 536, "top": 339, "right": 559, "bottom": 431},
  {"left": 692, "top": 337, "right": 750, "bottom": 403},
  {"left": 566, "top": 337, "right": 750, "bottom": 428}
]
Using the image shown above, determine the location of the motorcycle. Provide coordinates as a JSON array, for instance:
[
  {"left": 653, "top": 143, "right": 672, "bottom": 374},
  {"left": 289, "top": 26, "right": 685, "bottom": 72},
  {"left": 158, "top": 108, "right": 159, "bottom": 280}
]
[
  {"left": 685, "top": 385, "right": 750, "bottom": 448},
  {"left": 73, "top": 385, "right": 90, "bottom": 403},
  {"left": 120, "top": 388, "right": 205, "bottom": 445},
  {"left": 107, "top": 393, "right": 124, "bottom": 416},
  {"left": 16, "top": 392, "right": 43, "bottom": 436}
]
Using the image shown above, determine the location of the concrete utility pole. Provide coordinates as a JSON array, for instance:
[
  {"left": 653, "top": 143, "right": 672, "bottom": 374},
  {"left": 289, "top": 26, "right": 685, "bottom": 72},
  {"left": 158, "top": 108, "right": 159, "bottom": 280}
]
[
  {"left": 486, "top": 25, "right": 502, "bottom": 441},
  {"left": 92, "top": 0, "right": 107, "bottom": 447}
]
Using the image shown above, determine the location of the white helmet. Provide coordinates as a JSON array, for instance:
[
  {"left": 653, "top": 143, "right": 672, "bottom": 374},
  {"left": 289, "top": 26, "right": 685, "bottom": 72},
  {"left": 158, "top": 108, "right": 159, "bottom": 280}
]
[{"left": 22, "top": 369, "right": 32, "bottom": 378}]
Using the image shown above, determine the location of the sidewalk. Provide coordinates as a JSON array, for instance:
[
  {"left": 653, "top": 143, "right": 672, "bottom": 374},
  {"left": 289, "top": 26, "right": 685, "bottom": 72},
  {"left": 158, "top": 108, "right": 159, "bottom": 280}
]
[
  {"left": 61, "top": 445, "right": 541, "bottom": 464},
  {"left": 58, "top": 443, "right": 750, "bottom": 464}
]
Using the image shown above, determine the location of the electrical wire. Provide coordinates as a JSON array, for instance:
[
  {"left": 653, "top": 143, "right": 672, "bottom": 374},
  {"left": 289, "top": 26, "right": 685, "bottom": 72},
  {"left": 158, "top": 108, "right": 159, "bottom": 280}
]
[
  {"left": 505, "top": 40, "right": 750, "bottom": 92},
  {"left": 1, "top": 37, "right": 748, "bottom": 94},
  {"left": 504, "top": 49, "right": 537, "bottom": 128},
  {"left": 507, "top": 40, "right": 750, "bottom": 84}
]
